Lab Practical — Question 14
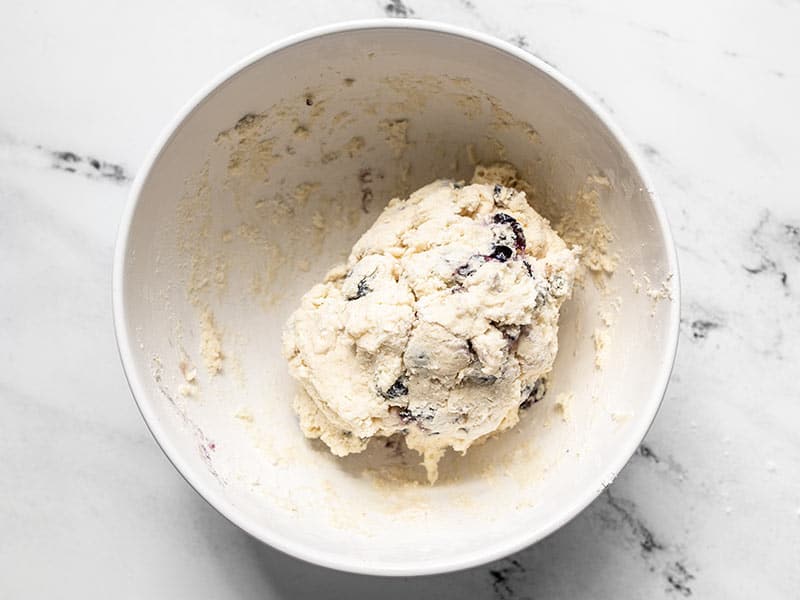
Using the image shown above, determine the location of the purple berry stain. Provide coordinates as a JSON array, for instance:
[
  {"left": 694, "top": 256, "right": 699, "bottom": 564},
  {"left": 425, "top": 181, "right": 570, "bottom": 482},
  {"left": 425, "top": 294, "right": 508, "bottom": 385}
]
[{"left": 493, "top": 212, "right": 526, "bottom": 252}]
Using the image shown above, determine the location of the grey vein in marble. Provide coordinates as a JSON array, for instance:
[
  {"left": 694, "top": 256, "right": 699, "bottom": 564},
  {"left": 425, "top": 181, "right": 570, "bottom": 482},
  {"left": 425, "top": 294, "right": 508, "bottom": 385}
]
[
  {"left": 383, "top": 0, "right": 415, "bottom": 18},
  {"left": 49, "top": 148, "right": 130, "bottom": 183}
]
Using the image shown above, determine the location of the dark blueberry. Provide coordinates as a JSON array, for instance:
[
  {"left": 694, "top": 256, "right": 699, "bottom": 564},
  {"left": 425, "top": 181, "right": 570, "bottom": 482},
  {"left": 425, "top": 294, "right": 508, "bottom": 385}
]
[
  {"left": 305, "top": 96, "right": 314, "bottom": 106},
  {"left": 523, "top": 260, "right": 533, "bottom": 277},
  {"left": 355, "top": 277, "right": 371, "bottom": 298},
  {"left": 493, "top": 184, "right": 503, "bottom": 199},
  {"left": 493, "top": 212, "right": 526, "bottom": 252},
  {"left": 381, "top": 377, "right": 409, "bottom": 399},
  {"left": 453, "top": 181, "right": 464, "bottom": 189},
  {"left": 489, "top": 245, "right": 513, "bottom": 262},
  {"left": 493, "top": 212, "right": 516, "bottom": 226},
  {"left": 520, "top": 378, "right": 547, "bottom": 409},
  {"left": 397, "top": 407, "right": 414, "bottom": 423},
  {"left": 346, "top": 276, "right": 371, "bottom": 300}
]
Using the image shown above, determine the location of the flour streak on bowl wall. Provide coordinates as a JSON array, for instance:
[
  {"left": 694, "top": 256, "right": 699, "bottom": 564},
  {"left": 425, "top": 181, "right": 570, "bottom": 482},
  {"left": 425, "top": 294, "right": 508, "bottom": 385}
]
[{"left": 113, "top": 20, "right": 679, "bottom": 576}]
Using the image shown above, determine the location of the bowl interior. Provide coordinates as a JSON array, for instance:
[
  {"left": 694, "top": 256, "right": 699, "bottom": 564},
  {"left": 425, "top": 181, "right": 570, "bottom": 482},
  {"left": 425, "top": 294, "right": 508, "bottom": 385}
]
[{"left": 117, "top": 24, "right": 677, "bottom": 574}]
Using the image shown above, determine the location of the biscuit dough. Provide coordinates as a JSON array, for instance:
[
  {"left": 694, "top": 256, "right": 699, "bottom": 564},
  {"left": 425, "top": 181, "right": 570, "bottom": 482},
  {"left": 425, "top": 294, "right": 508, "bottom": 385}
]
[{"left": 283, "top": 167, "right": 579, "bottom": 482}]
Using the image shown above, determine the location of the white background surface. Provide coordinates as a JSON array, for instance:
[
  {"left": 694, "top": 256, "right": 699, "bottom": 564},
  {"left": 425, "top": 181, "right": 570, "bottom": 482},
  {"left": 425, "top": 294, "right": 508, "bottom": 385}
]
[{"left": 1, "top": 1, "right": 798, "bottom": 598}]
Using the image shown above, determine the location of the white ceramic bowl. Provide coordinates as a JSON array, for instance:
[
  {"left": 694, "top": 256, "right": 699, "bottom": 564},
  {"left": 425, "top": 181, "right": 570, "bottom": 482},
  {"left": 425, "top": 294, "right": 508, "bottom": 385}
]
[{"left": 113, "top": 20, "right": 679, "bottom": 576}]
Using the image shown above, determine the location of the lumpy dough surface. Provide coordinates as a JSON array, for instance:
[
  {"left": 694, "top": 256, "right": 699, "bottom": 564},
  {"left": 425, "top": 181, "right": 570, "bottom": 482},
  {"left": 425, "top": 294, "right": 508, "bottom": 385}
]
[{"left": 283, "top": 166, "right": 579, "bottom": 482}]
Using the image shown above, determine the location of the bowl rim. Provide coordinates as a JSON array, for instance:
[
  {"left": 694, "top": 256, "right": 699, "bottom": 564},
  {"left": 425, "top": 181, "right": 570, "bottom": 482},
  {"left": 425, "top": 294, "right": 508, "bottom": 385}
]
[{"left": 112, "top": 18, "right": 681, "bottom": 577}]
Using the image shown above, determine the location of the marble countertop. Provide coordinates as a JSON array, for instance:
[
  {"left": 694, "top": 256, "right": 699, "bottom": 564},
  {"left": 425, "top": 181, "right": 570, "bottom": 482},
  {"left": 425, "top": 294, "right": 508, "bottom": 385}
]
[{"left": 2, "top": 1, "right": 798, "bottom": 598}]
